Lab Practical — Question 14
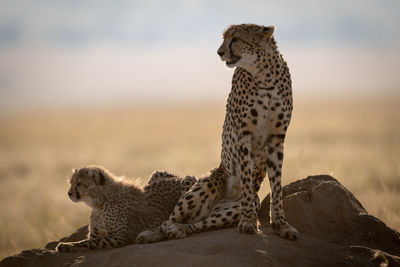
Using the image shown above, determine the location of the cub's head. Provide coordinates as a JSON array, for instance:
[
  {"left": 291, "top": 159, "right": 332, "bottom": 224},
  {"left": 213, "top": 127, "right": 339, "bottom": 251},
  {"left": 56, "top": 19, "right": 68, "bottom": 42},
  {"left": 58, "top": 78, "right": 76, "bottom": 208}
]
[
  {"left": 67, "top": 166, "right": 106, "bottom": 207},
  {"left": 217, "top": 24, "right": 275, "bottom": 69}
]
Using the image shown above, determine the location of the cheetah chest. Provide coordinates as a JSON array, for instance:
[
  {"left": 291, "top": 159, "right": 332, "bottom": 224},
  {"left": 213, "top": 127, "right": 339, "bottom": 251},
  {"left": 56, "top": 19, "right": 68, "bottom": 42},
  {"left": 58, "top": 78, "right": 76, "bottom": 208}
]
[
  {"left": 223, "top": 92, "right": 286, "bottom": 199},
  {"left": 244, "top": 93, "right": 282, "bottom": 156},
  {"left": 90, "top": 209, "right": 109, "bottom": 237}
]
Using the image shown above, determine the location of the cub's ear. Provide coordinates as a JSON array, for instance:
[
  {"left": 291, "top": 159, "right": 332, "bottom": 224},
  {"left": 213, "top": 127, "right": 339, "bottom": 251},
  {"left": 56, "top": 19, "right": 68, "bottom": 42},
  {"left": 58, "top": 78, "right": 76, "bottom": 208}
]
[
  {"left": 261, "top": 25, "right": 275, "bottom": 40},
  {"left": 88, "top": 168, "right": 105, "bottom": 185},
  {"left": 97, "top": 169, "right": 105, "bottom": 185},
  {"left": 72, "top": 168, "right": 78, "bottom": 174}
]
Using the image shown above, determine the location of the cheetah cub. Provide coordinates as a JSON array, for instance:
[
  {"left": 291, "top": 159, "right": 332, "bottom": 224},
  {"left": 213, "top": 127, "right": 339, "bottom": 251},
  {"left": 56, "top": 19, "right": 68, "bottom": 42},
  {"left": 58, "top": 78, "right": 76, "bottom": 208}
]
[{"left": 56, "top": 166, "right": 196, "bottom": 252}]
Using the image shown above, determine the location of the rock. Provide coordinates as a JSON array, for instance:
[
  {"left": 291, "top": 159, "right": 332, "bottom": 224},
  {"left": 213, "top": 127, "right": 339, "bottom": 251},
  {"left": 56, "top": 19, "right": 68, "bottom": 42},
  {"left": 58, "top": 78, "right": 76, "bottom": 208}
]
[
  {"left": 259, "top": 175, "right": 400, "bottom": 254},
  {"left": 2, "top": 175, "right": 400, "bottom": 267}
]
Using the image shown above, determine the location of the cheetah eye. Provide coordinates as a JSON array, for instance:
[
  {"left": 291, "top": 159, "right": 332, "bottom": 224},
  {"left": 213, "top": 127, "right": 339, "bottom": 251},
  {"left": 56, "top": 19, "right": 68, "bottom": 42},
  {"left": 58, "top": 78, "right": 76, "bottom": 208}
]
[{"left": 229, "top": 37, "right": 239, "bottom": 51}]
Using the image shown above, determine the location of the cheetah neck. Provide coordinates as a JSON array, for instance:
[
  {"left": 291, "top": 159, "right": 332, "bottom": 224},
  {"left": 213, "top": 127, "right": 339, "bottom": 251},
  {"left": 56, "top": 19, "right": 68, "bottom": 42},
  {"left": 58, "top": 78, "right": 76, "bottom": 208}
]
[{"left": 243, "top": 42, "right": 286, "bottom": 91}]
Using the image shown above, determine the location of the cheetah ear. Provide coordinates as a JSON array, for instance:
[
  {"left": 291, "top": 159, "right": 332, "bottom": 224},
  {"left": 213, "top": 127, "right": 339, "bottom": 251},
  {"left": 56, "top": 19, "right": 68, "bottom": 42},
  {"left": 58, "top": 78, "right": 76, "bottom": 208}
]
[
  {"left": 96, "top": 169, "right": 106, "bottom": 186},
  {"left": 72, "top": 168, "right": 78, "bottom": 175},
  {"left": 87, "top": 168, "right": 104, "bottom": 185},
  {"left": 261, "top": 25, "right": 275, "bottom": 40}
]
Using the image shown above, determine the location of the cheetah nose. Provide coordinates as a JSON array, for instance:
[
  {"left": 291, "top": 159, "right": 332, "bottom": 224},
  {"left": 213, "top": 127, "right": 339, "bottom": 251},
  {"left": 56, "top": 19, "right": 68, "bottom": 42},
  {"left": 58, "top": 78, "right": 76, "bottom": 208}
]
[
  {"left": 217, "top": 50, "right": 224, "bottom": 57},
  {"left": 68, "top": 191, "right": 72, "bottom": 197}
]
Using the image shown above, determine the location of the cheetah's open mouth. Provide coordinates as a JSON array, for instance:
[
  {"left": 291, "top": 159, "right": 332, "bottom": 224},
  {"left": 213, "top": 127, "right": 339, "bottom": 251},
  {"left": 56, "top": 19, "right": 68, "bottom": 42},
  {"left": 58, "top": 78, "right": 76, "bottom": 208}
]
[{"left": 226, "top": 55, "right": 241, "bottom": 67}]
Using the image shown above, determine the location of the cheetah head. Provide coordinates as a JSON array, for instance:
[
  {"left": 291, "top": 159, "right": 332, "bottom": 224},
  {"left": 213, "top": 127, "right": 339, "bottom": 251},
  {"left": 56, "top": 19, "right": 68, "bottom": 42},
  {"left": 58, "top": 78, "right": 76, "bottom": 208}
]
[
  {"left": 67, "top": 166, "right": 106, "bottom": 207},
  {"left": 217, "top": 24, "right": 275, "bottom": 70}
]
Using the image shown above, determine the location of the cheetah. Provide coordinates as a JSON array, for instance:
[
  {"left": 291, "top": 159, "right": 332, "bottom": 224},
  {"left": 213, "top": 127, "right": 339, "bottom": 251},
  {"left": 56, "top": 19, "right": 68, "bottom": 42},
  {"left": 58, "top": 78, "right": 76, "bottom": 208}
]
[
  {"left": 56, "top": 166, "right": 196, "bottom": 252},
  {"left": 161, "top": 24, "right": 298, "bottom": 240}
]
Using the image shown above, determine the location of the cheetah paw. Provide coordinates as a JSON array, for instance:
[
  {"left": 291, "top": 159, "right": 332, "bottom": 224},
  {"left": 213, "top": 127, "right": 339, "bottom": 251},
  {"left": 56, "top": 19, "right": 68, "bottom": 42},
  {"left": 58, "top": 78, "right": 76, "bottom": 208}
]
[
  {"left": 161, "top": 222, "right": 187, "bottom": 240},
  {"left": 136, "top": 230, "right": 160, "bottom": 244},
  {"left": 161, "top": 221, "right": 172, "bottom": 233},
  {"left": 272, "top": 222, "right": 299, "bottom": 240},
  {"left": 237, "top": 218, "right": 258, "bottom": 234}
]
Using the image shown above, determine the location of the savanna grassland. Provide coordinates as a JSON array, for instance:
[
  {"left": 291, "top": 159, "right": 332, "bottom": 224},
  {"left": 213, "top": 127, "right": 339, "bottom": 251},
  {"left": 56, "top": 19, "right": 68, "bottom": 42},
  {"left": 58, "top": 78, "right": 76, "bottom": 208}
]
[{"left": 0, "top": 94, "right": 399, "bottom": 259}]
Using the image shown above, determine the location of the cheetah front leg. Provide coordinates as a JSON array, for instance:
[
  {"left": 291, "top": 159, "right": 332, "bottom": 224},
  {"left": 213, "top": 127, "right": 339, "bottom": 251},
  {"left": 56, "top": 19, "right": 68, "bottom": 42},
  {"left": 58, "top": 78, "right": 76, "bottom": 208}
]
[
  {"left": 266, "top": 136, "right": 298, "bottom": 240},
  {"left": 253, "top": 156, "right": 268, "bottom": 212},
  {"left": 237, "top": 135, "right": 258, "bottom": 234},
  {"left": 55, "top": 235, "right": 128, "bottom": 252},
  {"left": 56, "top": 240, "right": 90, "bottom": 252}
]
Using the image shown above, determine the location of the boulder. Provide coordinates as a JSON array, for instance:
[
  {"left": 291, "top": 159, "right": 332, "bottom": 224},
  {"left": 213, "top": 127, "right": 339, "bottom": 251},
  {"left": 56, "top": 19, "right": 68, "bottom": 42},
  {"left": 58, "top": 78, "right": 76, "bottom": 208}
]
[{"left": 2, "top": 175, "right": 400, "bottom": 267}]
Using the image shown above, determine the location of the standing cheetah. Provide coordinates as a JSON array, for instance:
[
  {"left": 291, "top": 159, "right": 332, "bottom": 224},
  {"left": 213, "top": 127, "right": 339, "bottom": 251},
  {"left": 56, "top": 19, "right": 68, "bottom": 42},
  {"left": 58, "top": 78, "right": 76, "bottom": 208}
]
[
  {"left": 56, "top": 166, "right": 196, "bottom": 252},
  {"left": 161, "top": 24, "right": 298, "bottom": 240}
]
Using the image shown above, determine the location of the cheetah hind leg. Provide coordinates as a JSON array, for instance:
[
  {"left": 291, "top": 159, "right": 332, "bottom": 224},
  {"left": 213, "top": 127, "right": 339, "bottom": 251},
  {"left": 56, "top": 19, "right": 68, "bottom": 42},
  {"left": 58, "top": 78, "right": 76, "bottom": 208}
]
[
  {"left": 147, "top": 170, "right": 177, "bottom": 185},
  {"left": 161, "top": 174, "right": 223, "bottom": 240},
  {"left": 161, "top": 201, "right": 241, "bottom": 239},
  {"left": 180, "top": 175, "right": 197, "bottom": 193},
  {"left": 191, "top": 201, "right": 241, "bottom": 232}
]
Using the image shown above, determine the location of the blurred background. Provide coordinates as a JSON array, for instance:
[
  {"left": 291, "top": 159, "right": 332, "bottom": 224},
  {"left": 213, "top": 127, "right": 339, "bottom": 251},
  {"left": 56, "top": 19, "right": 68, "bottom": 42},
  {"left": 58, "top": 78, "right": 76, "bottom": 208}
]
[{"left": 0, "top": 0, "right": 399, "bottom": 259}]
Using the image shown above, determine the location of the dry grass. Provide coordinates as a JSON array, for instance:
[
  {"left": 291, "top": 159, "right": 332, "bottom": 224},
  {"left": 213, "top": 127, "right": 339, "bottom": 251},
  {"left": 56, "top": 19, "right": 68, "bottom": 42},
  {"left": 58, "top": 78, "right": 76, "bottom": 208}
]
[{"left": 0, "top": 95, "right": 399, "bottom": 259}]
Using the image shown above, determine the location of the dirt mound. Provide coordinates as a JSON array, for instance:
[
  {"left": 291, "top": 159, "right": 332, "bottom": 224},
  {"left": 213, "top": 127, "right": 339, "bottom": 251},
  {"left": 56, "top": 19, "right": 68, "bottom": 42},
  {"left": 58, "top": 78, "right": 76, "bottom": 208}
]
[
  {"left": 259, "top": 175, "right": 400, "bottom": 254},
  {"left": 2, "top": 175, "right": 400, "bottom": 267}
]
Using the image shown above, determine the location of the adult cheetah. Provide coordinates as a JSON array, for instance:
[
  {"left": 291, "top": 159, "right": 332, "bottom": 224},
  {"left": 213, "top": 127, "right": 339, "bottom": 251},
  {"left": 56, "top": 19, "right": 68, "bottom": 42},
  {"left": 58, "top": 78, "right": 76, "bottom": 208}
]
[
  {"left": 56, "top": 166, "right": 196, "bottom": 252},
  {"left": 160, "top": 24, "right": 298, "bottom": 240}
]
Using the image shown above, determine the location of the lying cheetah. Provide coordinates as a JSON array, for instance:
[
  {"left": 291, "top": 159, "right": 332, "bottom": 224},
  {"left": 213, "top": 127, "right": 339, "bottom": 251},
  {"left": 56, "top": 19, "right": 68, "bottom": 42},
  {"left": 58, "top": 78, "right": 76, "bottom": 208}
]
[
  {"left": 56, "top": 166, "right": 196, "bottom": 252},
  {"left": 161, "top": 24, "right": 298, "bottom": 240}
]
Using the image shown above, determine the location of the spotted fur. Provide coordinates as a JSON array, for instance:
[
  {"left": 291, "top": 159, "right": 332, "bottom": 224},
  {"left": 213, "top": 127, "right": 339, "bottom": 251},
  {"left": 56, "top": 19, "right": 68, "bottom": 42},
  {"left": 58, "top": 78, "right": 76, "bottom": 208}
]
[
  {"left": 55, "top": 166, "right": 196, "bottom": 252},
  {"left": 161, "top": 24, "right": 298, "bottom": 240}
]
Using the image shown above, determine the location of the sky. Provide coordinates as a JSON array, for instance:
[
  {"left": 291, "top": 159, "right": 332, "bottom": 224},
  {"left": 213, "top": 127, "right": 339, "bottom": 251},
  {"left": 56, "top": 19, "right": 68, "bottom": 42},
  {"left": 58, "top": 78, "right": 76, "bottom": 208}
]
[{"left": 0, "top": 0, "right": 399, "bottom": 110}]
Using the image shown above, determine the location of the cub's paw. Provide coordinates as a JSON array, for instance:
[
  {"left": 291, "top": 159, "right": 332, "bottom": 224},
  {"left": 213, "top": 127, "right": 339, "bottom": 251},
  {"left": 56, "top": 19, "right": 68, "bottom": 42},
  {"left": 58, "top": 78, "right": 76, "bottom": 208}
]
[
  {"left": 56, "top": 242, "right": 76, "bottom": 252},
  {"left": 272, "top": 221, "right": 299, "bottom": 240},
  {"left": 161, "top": 220, "right": 172, "bottom": 234},
  {"left": 237, "top": 217, "right": 258, "bottom": 234},
  {"left": 136, "top": 230, "right": 162, "bottom": 244}
]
